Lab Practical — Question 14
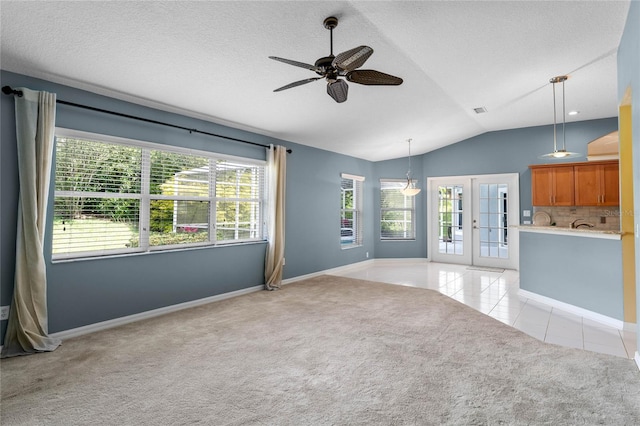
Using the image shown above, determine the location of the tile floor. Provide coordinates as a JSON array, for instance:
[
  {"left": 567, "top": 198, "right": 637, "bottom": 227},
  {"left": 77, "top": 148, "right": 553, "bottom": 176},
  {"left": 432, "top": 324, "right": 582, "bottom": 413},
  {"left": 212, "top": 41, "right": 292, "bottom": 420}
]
[{"left": 330, "top": 259, "right": 638, "bottom": 360}]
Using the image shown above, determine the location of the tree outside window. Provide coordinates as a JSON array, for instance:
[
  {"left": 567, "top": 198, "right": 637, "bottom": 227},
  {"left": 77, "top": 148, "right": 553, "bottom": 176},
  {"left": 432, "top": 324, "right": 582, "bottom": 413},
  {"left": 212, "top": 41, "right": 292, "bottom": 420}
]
[
  {"left": 340, "top": 173, "right": 364, "bottom": 247},
  {"left": 380, "top": 179, "right": 415, "bottom": 240}
]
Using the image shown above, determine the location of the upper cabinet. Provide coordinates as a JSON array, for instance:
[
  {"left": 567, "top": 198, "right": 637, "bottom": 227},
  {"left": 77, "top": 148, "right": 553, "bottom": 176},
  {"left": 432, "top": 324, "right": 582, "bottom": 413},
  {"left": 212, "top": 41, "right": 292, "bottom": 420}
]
[
  {"left": 574, "top": 160, "right": 619, "bottom": 206},
  {"left": 530, "top": 160, "right": 619, "bottom": 207},
  {"left": 531, "top": 163, "right": 575, "bottom": 206}
]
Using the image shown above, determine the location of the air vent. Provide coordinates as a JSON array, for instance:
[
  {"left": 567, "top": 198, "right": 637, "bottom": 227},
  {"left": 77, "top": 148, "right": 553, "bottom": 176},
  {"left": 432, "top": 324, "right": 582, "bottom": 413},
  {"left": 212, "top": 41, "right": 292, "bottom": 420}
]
[{"left": 473, "top": 107, "right": 487, "bottom": 114}]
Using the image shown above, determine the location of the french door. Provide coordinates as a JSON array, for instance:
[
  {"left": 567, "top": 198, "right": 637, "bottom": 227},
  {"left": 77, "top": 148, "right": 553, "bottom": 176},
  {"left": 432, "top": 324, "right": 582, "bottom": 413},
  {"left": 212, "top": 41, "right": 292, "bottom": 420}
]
[{"left": 428, "top": 174, "right": 519, "bottom": 269}]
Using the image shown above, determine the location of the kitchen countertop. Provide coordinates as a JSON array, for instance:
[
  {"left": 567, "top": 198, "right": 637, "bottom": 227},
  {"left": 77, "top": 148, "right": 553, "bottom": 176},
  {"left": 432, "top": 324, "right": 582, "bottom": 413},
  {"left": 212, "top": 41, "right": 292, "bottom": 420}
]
[{"left": 515, "top": 225, "right": 622, "bottom": 240}]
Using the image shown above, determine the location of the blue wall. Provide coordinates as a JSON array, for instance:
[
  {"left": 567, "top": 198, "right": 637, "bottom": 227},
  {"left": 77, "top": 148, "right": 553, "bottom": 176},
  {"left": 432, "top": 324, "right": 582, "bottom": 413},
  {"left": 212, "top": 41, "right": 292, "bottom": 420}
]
[
  {"left": 520, "top": 232, "right": 623, "bottom": 320},
  {"left": 373, "top": 158, "right": 426, "bottom": 258},
  {"left": 0, "top": 68, "right": 624, "bottom": 342},
  {"left": 617, "top": 0, "right": 640, "bottom": 355},
  {"left": 372, "top": 117, "right": 619, "bottom": 259},
  {"left": 282, "top": 142, "right": 374, "bottom": 278},
  {"left": 0, "top": 70, "right": 372, "bottom": 340}
]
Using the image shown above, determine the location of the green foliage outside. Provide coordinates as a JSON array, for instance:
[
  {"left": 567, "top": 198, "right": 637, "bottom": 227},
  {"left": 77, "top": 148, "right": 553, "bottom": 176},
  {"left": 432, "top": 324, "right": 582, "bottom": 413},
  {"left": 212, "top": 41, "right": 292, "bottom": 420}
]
[
  {"left": 438, "top": 187, "right": 456, "bottom": 241},
  {"left": 380, "top": 183, "right": 413, "bottom": 238},
  {"left": 53, "top": 137, "right": 262, "bottom": 253},
  {"left": 149, "top": 199, "right": 174, "bottom": 233},
  {"left": 55, "top": 138, "right": 142, "bottom": 221}
]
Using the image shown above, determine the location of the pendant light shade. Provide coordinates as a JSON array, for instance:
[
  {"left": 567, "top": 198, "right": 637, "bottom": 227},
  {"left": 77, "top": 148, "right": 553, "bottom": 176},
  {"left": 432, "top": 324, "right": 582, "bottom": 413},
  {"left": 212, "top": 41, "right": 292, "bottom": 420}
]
[
  {"left": 540, "top": 75, "right": 581, "bottom": 159},
  {"left": 401, "top": 138, "right": 420, "bottom": 196}
]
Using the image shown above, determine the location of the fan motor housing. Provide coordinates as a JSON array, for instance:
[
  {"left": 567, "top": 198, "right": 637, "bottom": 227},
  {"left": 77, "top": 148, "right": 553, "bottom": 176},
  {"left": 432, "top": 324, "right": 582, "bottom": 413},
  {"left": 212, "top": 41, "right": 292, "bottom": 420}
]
[{"left": 314, "top": 56, "right": 336, "bottom": 75}]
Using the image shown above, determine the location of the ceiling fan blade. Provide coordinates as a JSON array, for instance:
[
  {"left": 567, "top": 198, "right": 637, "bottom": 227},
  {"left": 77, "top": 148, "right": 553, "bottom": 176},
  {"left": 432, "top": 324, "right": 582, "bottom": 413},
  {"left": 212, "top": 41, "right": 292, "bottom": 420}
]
[
  {"left": 273, "top": 77, "right": 323, "bottom": 92},
  {"left": 346, "top": 69, "right": 403, "bottom": 86},
  {"left": 327, "top": 80, "right": 349, "bottom": 103},
  {"left": 269, "top": 56, "right": 321, "bottom": 72},
  {"left": 332, "top": 46, "right": 373, "bottom": 72}
]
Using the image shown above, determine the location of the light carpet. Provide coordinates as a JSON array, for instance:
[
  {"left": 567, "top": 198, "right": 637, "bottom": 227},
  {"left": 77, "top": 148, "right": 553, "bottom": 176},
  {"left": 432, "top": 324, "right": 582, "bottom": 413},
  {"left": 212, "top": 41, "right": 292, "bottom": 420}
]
[{"left": 1, "top": 275, "right": 639, "bottom": 425}]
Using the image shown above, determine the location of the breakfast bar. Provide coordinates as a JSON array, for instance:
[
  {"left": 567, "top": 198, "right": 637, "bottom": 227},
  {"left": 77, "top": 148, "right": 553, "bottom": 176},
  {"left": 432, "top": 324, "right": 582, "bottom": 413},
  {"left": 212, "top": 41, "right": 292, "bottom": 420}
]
[{"left": 518, "top": 226, "right": 624, "bottom": 324}]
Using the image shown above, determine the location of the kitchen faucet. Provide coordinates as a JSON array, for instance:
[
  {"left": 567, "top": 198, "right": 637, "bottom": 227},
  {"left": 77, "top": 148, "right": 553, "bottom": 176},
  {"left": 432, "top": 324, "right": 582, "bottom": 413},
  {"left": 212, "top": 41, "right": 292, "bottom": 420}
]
[{"left": 570, "top": 218, "right": 594, "bottom": 229}]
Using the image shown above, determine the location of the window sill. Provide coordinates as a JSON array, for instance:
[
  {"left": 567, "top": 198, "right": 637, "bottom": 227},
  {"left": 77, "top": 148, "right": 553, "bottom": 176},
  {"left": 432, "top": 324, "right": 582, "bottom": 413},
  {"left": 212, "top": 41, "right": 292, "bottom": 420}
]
[
  {"left": 51, "top": 240, "right": 267, "bottom": 264},
  {"left": 341, "top": 244, "right": 363, "bottom": 250}
]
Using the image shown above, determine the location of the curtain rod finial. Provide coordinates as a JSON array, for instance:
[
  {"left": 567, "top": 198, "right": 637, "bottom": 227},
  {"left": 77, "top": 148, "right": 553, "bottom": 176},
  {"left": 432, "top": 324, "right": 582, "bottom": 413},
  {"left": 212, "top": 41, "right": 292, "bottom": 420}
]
[{"left": 2, "top": 86, "right": 23, "bottom": 97}]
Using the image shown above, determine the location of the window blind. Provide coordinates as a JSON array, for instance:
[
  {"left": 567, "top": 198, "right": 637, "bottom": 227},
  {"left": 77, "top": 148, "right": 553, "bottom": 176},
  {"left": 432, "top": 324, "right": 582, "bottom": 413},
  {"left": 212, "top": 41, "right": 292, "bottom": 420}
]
[
  {"left": 341, "top": 173, "right": 364, "bottom": 247},
  {"left": 380, "top": 179, "right": 416, "bottom": 240},
  {"left": 52, "top": 130, "right": 266, "bottom": 259}
]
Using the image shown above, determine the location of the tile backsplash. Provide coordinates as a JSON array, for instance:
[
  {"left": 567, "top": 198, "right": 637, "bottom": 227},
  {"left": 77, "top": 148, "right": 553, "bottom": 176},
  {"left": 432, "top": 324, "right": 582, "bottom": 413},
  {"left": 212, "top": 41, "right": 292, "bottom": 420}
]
[{"left": 532, "top": 206, "right": 620, "bottom": 231}]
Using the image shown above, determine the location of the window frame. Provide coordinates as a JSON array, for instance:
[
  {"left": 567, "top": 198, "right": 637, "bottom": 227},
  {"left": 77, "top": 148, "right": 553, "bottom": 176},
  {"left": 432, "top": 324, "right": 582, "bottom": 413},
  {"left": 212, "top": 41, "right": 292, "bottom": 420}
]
[
  {"left": 340, "top": 173, "right": 364, "bottom": 249},
  {"left": 379, "top": 178, "right": 417, "bottom": 241},
  {"left": 52, "top": 128, "right": 266, "bottom": 261}
]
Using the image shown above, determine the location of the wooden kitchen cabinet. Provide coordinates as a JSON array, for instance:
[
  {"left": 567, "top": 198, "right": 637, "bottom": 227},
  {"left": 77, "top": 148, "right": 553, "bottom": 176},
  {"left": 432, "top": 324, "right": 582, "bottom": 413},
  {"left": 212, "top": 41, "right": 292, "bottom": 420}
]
[
  {"left": 530, "top": 164, "right": 575, "bottom": 206},
  {"left": 574, "top": 160, "right": 619, "bottom": 206}
]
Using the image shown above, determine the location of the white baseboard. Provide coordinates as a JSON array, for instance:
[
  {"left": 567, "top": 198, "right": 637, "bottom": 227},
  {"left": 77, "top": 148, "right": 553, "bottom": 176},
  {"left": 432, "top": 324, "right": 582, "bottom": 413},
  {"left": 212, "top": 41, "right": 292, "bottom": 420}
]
[
  {"left": 50, "top": 259, "right": 380, "bottom": 341},
  {"left": 282, "top": 259, "right": 376, "bottom": 285},
  {"left": 50, "top": 284, "right": 264, "bottom": 341},
  {"left": 519, "top": 289, "right": 632, "bottom": 331},
  {"left": 370, "top": 258, "right": 430, "bottom": 265},
  {"left": 281, "top": 258, "right": 431, "bottom": 285},
  {"left": 37, "top": 260, "right": 640, "bottom": 354}
]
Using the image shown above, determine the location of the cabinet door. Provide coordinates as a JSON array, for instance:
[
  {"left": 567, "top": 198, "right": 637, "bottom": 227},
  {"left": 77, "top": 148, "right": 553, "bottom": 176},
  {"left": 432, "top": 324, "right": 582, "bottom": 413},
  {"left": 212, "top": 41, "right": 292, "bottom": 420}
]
[
  {"left": 601, "top": 162, "right": 619, "bottom": 206},
  {"left": 553, "top": 167, "right": 575, "bottom": 206},
  {"left": 574, "top": 164, "right": 600, "bottom": 205},
  {"left": 531, "top": 168, "right": 553, "bottom": 206},
  {"left": 574, "top": 162, "right": 619, "bottom": 206}
]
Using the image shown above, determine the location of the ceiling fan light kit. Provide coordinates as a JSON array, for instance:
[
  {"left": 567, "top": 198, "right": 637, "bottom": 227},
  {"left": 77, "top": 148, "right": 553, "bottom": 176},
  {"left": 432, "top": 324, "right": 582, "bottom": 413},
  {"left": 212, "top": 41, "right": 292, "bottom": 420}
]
[
  {"left": 270, "top": 16, "right": 403, "bottom": 103},
  {"left": 327, "top": 79, "right": 349, "bottom": 103},
  {"left": 540, "top": 75, "right": 581, "bottom": 160}
]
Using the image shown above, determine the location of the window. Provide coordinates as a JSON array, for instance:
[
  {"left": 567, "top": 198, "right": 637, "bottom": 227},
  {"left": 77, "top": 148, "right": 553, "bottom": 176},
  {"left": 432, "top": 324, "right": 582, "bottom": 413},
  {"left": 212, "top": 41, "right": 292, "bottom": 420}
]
[
  {"left": 380, "top": 179, "right": 416, "bottom": 240},
  {"left": 52, "top": 129, "right": 265, "bottom": 259},
  {"left": 340, "top": 173, "right": 364, "bottom": 247}
]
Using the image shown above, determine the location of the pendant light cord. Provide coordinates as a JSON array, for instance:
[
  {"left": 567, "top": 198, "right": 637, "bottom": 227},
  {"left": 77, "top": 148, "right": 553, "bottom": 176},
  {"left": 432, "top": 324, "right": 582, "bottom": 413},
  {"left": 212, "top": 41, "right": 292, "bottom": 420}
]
[
  {"left": 406, "top": 138, "right": 413, "bottom": 179},
  {"left": 552, "top": 81, "right": 558, "bottom": 152},
  {"left": 561, "top": 78, "right": 566, "bottom": 151}
]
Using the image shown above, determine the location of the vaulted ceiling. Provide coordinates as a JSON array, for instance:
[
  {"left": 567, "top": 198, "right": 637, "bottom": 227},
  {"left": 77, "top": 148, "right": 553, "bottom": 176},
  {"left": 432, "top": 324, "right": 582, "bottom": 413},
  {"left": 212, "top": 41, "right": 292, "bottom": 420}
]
[{"left": 1, "top": 1, "right": 630, "bottom": 161}]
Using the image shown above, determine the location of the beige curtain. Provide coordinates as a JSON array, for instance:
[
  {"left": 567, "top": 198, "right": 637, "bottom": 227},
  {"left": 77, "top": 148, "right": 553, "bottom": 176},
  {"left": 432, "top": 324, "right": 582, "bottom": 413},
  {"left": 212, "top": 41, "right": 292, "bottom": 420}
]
[
  {"left": 264, "top": 145, "right": 287, "bottom": 290},
  {"left": 1, "top": 88, "right": 61, "bottom": 357}
]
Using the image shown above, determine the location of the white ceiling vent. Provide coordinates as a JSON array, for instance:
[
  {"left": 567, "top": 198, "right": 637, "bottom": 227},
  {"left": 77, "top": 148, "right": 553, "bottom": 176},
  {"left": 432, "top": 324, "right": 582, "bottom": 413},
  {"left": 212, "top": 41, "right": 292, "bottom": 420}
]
[{"left": 473, "top": 107, "right": 487, "bottom": 114}]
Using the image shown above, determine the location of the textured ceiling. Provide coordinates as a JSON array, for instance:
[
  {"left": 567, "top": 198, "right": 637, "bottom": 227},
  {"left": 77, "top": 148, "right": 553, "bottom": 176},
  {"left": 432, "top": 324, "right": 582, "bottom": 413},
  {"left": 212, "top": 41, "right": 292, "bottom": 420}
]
[{"left": 0, "top": 1, "right": 630, "bottom": 161}]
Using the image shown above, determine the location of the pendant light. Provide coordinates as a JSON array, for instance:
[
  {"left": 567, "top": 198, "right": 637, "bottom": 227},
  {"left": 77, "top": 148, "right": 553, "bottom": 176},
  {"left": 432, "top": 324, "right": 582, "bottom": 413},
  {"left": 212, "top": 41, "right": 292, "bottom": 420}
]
[
  {"left": 401, "top": 138, "right": 421, "bottom": 196},
  {"left": 540, "top": 75, "right": 581, "bottom": 159}
]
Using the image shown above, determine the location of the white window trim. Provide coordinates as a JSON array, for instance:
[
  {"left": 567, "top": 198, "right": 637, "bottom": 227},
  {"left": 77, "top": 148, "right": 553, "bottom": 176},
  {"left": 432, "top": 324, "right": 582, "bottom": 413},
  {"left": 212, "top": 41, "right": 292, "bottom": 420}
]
[
  {"left": 52, "top": 128, "right": 266, "bottom": 260},
  {"left": 55, "top": 128, "right": 266, "bottom": 167},
  {"left": 340, "top": 173, "right": 364, "bottom": 249},
  {"left": 341, "top": 173, "right": 365, "bottom": 182},
  {"left": 380, "top": 178, "right": 416, "bottom": 241}
]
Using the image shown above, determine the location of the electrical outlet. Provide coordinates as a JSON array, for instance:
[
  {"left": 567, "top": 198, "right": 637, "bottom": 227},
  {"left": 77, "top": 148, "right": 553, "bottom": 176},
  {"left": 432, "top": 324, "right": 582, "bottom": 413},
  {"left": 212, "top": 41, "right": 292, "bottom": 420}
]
[
  {"left": 282, "top": 258, "right": 285, "bottom": 266},
  {"left": 0, "top": 306, "right": 10, "bottom": 321},
  {"left": 523, "top": 210, "right": 531, "bottom": 217},
  {"left": 366, "top": 252, "right": 369, "bottom": 258}
]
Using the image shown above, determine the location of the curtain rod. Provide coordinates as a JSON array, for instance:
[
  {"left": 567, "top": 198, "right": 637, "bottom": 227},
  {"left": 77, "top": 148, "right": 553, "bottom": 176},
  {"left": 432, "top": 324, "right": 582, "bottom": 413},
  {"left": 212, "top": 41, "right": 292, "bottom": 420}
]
[{"left": 2, "top": 85, "right": 292, "bottom": 154}]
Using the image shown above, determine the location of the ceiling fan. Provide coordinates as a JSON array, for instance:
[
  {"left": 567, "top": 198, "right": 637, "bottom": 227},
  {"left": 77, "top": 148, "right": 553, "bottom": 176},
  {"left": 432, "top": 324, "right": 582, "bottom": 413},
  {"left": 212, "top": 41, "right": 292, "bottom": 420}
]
[{"left": 269, "top": 16, "right": 403, "bottom": 103}]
